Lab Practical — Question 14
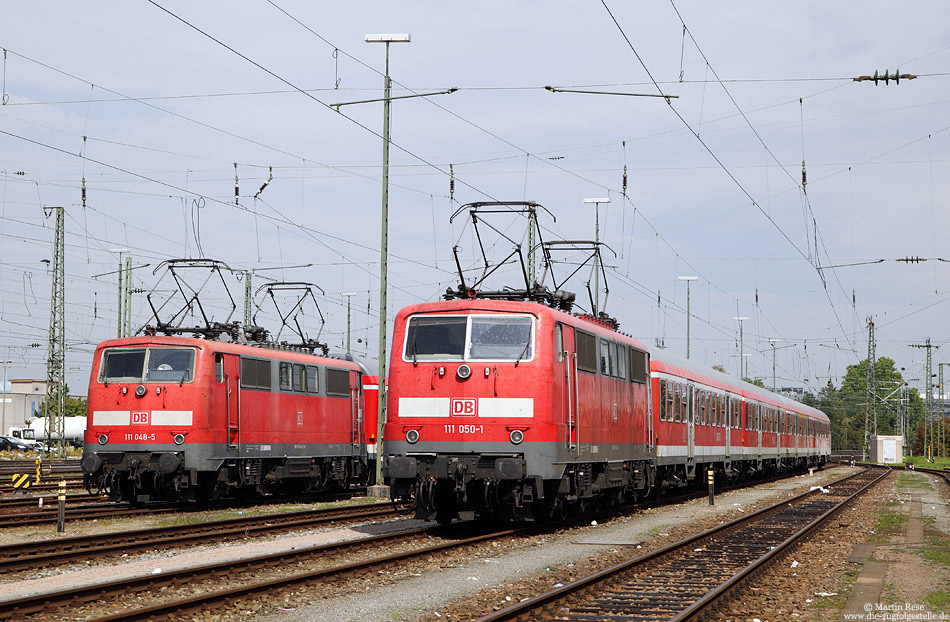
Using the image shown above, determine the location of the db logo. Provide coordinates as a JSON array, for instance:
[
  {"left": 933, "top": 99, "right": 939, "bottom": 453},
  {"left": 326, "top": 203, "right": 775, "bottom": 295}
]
[
  {"left": 451, "top": 398, "right": 477, "bottom": 417},
  {"left": 131, "top": 411, "right": 150, "bottom": 425}
]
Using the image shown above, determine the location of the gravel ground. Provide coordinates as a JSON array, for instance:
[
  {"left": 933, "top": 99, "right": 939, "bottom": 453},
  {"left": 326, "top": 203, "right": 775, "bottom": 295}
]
[
  {"left": 254, "top": 467, "right": 858, "bottom": 622},
  {"left": 0, "top": 513, "right": 431, "bottom": 601}
]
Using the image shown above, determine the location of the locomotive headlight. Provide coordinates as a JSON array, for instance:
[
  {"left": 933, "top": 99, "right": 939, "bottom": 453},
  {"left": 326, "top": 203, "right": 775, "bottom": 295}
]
[
  {"left": 509, "top": 429, "right": 524, "bottom": 445},
  {"left": 457, "top": 364, "right": 471, "bottom": 380},
  {"left": 406, "top": 429, "right": 420, "bottom": 444},
  {"left": 135, "top": 384, "right": 147, "bottom": 397},
  {"left": 97, "top": 433, "right": 109, "bottom": 445},
  {"left": 174, "top": 433, "right": 185, "bottom": 445}
]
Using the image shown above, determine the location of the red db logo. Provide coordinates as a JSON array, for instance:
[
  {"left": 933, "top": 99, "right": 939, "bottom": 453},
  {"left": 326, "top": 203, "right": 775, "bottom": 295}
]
[
  {"left": 451, "top": 398, "right": 477, "bottom": 417},
  {"left": 131, "top": 411, "right": 150, "bottom": 425}
]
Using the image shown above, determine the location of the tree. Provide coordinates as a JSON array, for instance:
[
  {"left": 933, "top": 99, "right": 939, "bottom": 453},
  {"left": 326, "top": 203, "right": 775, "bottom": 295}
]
[{"left": 35, "top": 383, "right": 87, "bottom": 418}]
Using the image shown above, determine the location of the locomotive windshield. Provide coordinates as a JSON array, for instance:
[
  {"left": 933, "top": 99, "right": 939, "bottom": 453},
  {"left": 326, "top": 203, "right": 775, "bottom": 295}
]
[
  {"left": 404, "top": 314, "right": 534, "bottom": 362},
  {"left": 99, "top": 347, "right": 196, "bottom": 383}
]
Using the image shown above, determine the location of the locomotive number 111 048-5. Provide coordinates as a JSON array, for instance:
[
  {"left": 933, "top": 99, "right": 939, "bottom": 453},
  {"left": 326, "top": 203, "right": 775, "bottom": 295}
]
[{"left": 444, "top": 424, "right": 484, "bottom": 435}]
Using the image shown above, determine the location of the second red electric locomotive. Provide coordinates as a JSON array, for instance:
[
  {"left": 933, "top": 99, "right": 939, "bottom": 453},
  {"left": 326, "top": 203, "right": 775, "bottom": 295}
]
[{"left": 82, "top": 335, "right": 374, "bottom": 503}]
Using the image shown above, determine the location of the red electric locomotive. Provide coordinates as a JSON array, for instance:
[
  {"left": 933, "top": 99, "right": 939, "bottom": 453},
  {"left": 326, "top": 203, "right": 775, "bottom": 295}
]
[
  {"left": 383, "top": 296, "right": 830, "bottom": 523},
  {"left": 81, "top": 335, "right": 373, "bottom": 503},
  {"left": 384, "top": 297, "right": 654, "bottom": 522}
]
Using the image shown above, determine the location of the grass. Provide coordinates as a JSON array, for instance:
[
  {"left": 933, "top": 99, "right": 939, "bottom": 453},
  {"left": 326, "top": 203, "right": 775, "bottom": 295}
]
[
  {"left": 896, "top": 472, "right": 935, "bottom": 491},
  {"left": 809, "top": 567, "right": 860, "bottom": 620},
  {"left": 903, "top": 455, "right": 950, "bottom": 469},
  {"left": 873, "top": 507, "right": 906, "bottom": 542},
  {"left": 925, "top": 587, "right": 950, "bottom": 611}
]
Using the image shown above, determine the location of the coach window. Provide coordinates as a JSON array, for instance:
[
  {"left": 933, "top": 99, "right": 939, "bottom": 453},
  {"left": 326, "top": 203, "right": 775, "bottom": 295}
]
[
  {"left": 306, "top": 366, "right": 319, "bottom": 394},
  {"left": 700, "top": 390, "right": 707, "bottom": 425},
  {"left": 279, "top": 362, "right": 292, "bottom": 391},
  {"left": 687, "top": 385, "right": 695, "bottom": 424},
  {"left": 659, "top": 379, "right": 667, "bottom": 421},
  {"left": 674, "top": 383, "right": 682, "bottom": 423},
  {"left": 215, "top": 354, "right": 224, "bottom": 383}
]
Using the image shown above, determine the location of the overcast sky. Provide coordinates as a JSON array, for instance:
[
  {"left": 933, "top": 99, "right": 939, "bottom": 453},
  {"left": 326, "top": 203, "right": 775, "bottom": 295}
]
[{"left": 1, "top": 2, "right": 948, "bottom": 397}]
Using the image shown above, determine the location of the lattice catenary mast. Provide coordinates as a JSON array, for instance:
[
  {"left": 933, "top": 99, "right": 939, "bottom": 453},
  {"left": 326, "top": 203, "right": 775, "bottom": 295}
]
[{"left": 44, "top": 206, "right": 66, "bottom": 456}]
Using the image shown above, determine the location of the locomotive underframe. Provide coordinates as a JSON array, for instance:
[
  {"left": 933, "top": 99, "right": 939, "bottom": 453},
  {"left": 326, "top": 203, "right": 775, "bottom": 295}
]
[
  {"left": 82, "top": 448, "right": 369, "bottom": 504},
  {"left": 387, "top": 451, "right": 659, "bottom": 523}
]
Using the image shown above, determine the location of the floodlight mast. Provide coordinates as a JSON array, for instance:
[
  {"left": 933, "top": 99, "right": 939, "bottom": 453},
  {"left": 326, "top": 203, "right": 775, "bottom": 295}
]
[
  {"left": 365, "top": 33, "right": 410, "bottom": 491},
  {"left": 678, "top": 276, "right": 697, "bottom": 358}
]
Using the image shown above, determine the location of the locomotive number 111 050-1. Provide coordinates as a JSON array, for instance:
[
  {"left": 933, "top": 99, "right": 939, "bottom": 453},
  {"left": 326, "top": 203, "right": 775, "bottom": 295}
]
[{"left": 444, "top": 424, "right": 484, "bottom": 435}]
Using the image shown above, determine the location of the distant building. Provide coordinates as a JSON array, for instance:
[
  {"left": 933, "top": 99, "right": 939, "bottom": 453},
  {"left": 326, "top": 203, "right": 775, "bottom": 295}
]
[{"left": 1, "top": 379, "right": 47, "bottom": 435}]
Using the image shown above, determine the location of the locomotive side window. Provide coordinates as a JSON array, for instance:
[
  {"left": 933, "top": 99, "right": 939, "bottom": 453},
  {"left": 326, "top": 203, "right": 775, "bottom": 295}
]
[
  {"left": 555, "top": 324, "right": 563, "bottom": 362},
  {"left": 599, "top": 340, "right": 610, "bottom": 375},
  {"left": 240, "top": 358, "right": 272, "bottom": 389},
  {"left": 608, "top": 342, "right": 619, "bottom": 377},
  {"left": 279, "top": 362, "right": 292, "bottom": 390},
  {"left": 292, "top": 364, "right": 305, "bottom": 392},
  {"left": 617, "top": 345, "right": 627, "bottom": 379},
  {"left": 306, "top": 366, "right": 319, "bottom": 393},
  {"left": 576, "top": 330, "right": 598, "bottom": 373},
  {"left": 628, "top": 348, "right": 648, "bottom": 384},
  {"left": 326, "top": 368, "right": 350, "bottom": 397},
  {"left": 215, "top": 354, "right": 224, "bottom": 383}
]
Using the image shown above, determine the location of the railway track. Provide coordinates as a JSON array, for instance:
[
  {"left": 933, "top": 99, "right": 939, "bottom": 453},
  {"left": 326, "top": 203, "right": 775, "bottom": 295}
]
[
  {"left": 0, "top": 491, "right": 102, "bottom": 513},
  {"left": 0, "top": 514, "right": 522, "bottom": 621},
  {"left": 0, "top": 502, "right": 182, "bottom": 529},
  {"left": 0, "top": 459, "right": 82, "bottom": 477},
  {"left": 0, "top": 501, "right": 399, "bottom": 573},
  {"left": 0, "top": 478, "right": 85, "bottom": 494},
  {"left": 470, "top": 466, "right": 887, "bottom": 622}
]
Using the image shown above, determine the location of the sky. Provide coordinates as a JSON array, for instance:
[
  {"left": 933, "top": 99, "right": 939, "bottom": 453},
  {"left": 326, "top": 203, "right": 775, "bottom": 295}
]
[{"left": 1, "top": 2, "right": 948, "bottom": 399}]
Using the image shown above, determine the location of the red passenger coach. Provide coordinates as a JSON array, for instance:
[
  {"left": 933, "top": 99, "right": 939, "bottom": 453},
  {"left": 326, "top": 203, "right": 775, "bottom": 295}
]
[
  {"left": 82, "top": 335, "right": 372, "bottom": 503},
  {"left": 650, "top": 348, "right": 829, "bottom": 488}
]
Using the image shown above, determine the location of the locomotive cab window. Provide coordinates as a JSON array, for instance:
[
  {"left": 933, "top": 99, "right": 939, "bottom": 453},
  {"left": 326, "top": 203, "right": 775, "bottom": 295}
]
[
  {"left": 99, "top": 347, "right": 195, "bottom": 384},
  {"left": 403, "top": 314, "right": 534, "bottom": 362}
]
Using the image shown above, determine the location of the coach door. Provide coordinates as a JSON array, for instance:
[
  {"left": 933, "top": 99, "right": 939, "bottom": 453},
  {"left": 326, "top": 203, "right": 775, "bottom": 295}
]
[
  {"left": 686, "top": 384, "right": 695, "bottom": 462},
  {"left": 557, "top": 323, "right": 580, "bottom": 457},
  {"left": 217, "top": 353, "right": 241, "bottom": 450}
]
